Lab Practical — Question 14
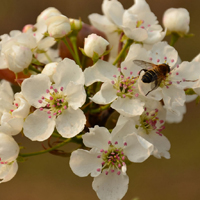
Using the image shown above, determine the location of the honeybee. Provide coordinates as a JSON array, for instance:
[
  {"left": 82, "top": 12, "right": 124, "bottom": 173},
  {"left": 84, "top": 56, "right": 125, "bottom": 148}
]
[{"left": 133, "top": 60, "right": 170, "bottom": 96}]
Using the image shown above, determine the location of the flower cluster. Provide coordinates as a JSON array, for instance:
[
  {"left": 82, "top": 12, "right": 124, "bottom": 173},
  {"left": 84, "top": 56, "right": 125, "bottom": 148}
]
[{"left": 0, "top": 0, "right": 199, "bottom": 199}]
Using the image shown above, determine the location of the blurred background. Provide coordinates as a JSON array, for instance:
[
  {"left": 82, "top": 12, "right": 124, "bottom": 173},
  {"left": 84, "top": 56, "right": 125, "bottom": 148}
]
[{"left": 0, "top": 0, "right": 200, "bottom": 200}]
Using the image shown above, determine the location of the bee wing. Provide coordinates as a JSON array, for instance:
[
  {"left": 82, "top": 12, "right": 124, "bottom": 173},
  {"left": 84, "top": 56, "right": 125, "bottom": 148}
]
[{"left": 133, "top": 60, "right": 155, "bottom": 70}]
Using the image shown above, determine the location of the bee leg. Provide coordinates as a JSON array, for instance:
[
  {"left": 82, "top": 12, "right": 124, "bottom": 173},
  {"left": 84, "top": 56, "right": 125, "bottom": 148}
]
[
  {"left": 145, "top": 85, "right": 159, "bottom": 96},
  {"left": 139, "top": 69, "right": 148, "bottom": 75}
]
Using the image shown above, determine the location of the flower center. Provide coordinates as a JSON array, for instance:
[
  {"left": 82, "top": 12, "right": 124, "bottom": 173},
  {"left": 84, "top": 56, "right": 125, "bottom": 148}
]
[
  {"left": 96, "top": 141, "right": 127, "bottom": 176},
  {"left": 111, "top": 68, "right": 139, "bottom": 99},
  {"left": 138, "top": 108, "right": 165, "bottom": 135},
  {"left": 38, "top": 86, "right": 68, "bottom": 118}
]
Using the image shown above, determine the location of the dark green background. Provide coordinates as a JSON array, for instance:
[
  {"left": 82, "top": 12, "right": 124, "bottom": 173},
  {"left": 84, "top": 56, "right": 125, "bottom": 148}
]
[{"left": 0, "top": 0, "right": 200, "bottom": 200}]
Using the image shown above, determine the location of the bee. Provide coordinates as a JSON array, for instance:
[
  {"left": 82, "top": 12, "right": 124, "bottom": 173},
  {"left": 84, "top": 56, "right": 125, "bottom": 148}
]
[{"left": 133, "top": 60, "right": 170, "bottom": 96}]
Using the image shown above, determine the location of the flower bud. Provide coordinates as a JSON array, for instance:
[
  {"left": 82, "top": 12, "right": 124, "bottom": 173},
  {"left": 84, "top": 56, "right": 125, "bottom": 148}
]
[
  {"left": 22, "top": 24, "right": 34, "bottom": 33},
  {"left": 37, "top": 7, "right": 61, "bottom": 22},
  {"left": 69, "top": 18, "right": 83, "bottom": 32},
  {"left": 41, "top": 62, "right": 58, "bottom": 81},
  {"left": 163, "top": 8, "right": 190, "bottom": 35},
  {"left": 46, "top": 15, "right": 71, "bottom": 39},
  {"left": 5, "top": 44, "right": 32, "bottom": 73},
  {"left": 84, "top": 33, "right": 109, "bottom": 58}
]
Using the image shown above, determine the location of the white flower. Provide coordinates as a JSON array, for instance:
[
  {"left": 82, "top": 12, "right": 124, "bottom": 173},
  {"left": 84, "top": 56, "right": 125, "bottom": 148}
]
[
  {"left": 163, "top": 8, "right": 190, "bottom": 35},
  {"left": 21, "top": 58, "right": 86, "bottom": 141},
  {"left": 124, "top": 42, "right": 200, "bottom": 113},
  {"left": 0, "top": 31, "right": 37, "bottom": 73},
  {"left": 84, "top": 34, "right": 109, "bottom": 58},
  {"left": 124, "top": 0, "right": 166, "bottom": 44},
  {"left": 46, "top": 15, "right": 71, "bottom": 39},
  {"left": 117, "top": 102, "right": 171, "bottom": 159},
  {"left": 0, "top": 132, "right": 19, "bottom": 183},
  {"left": 84, "top": 59, "right": 145, "bottom": 117},
  {"left": 0, "top": 92, "right": 31, "bottom": 136},
  {"left": 37, "top": 7, "right": 61, "bottom": 22},
  {"left": 70, "top": 125, "right": 153, "bottom": 200}
]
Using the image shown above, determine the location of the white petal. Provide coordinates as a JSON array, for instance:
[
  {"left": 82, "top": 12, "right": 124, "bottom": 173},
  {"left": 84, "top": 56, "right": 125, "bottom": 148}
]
[
  {"left": 90, "top": 82, "right": 117, "bottom": 105},
  {"left": 56, "top": 108, "right": 86, "bottom": 138},
  {"left": 92, "top": 170, "right": 129, "bottom": 200},
  {"left": 21, "top": 74, "right": 51, "bottom": 108},
  {"left": 0, "top": 133, "right": 19, "bottom": 161},
  {"left": 149, "top": 42, "right": 178, "bottom": 68},
  {"left": 12, "top": 92, "right": 30, "bottom": 118},
  {"left": 0, "top": 112, "right": 24, "bottom": 136},
  {"left": 0, "top": 160, "right": 18, "bottom": 183},
  {"left": 53, "top": 58, "right": 84, "bottom": 88},
  {"left": 111, "top": 120, "right": 137, "bottom": 147},
  {"left": 165, "top": 104, "right": 186, "bottom": 123},
  {"left": 102, "top": 0, "right": 124, "bottom": 27},
  {"left": 23, "top": 109, "right": 55, "bottom": 141},
  {"left": 139, "top": 131, "right": 170, "bottom": 159},
  {"left": 65, "top": 82, "right": 86, "bottom": 110},
  {"left": 174, "top": 61, "right": 200, "bottom": 88},
  {"left": 37, "top": 37, "right": 56, "bottom": 50},
  {"left": 111, "top": 97, "right": 145, "bottom": 117},
  {"left": 69, "top": 149, "right": 102, "bottom": 178},
  {"left": 124, "top": 133, "right": 153, "bottom": 162},
  {"left": 82, "top": 125, "right": 111, "bottom": 150},
  {"left": 84, "top": 59, "right": 119, "bottom": 86},
  {"left": 89, "top": 14, "right": 117, "bottom": 33},
  {"left": 121, "top": 43, "right": 149, "bottom": 77},
  {"left": 124, "top": 27, "right": 148, "bottom": 41},
  {"left": 162, "top": 84, "right": 186, "bottom": 111}
]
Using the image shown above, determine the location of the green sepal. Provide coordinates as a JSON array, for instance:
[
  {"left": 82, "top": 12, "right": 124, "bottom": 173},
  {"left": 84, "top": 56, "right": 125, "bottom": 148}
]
[
  {"left": 101, "top": 47, "right": 112, "bottom": 57},
  {"left": 17, "top": 155, "right": 26, "bottom": 162},
  {"left": 79, "top": 47, "right": 87, "bottom": 56},
  {"left": 185, "top": 88, "right": 196, "bottom": 95},
  {"left": 31, "top": 57, "right": 44, "bottom": 66},
  {"left": 23, "top": 68, "right": 29, "bottom": 75},
  {"left": 184, "top": 33, "right": 194, "bottom": 38},
  {"left": 196, "top": 96, "right": 200, "bottom": 104},
  {"left": 121, "top": 34, "right": 129, "bottom": 43},
  {"left": 92, "top": 51, "right": 100, "bottom": 64}
]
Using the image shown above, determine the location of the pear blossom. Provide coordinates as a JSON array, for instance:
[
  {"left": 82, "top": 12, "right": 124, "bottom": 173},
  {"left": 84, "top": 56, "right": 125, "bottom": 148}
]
[
  {"left": 37, "top": 7, "right": 61, "bottom": 22},
  {"left": 163, "top": 8, "right": 190, "bottom": 35},
  {"left": 123, "top": 42, "right": 200, "bottom": 113},
  {"left": 0, "top": 92, "right": 31, "bottom": 136},
  {"left": 0, "top": 132, "right": 19, "bottom": 183},
  {"left": 84, "top": 59, "right": 146, "bottom": 117},
  {"left": 117, "top": 101, "right": 170, "bottom": 159},
  {"left": 0, "top": 31, "right": 37, "bottom": 73},
  {"left": 84, "top": 34, "right": 109, "bottom": 58},
  {"left": 70, "top": 125, "right": 153, "bottom": 200},
  {"left": 21, "top": 58, "right": 86, "bottom": 141},
  {"left": 45, "top": 15, "right": 71, "bottom": 39},
  {"left": 22, "top": 20, "right": 59, "bottom": 65},
  {"left": 0, "top": 80, "right": 30, "bottom": 136},
  {"left": 88, "top": 0, "right": 166, "bottom": 62}
]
